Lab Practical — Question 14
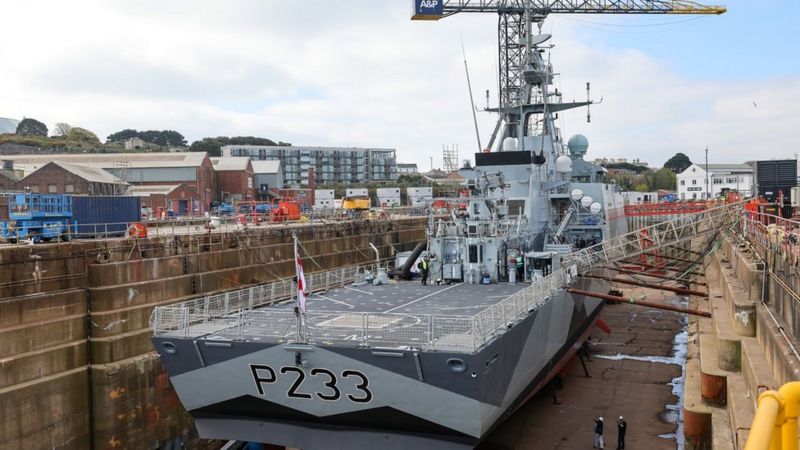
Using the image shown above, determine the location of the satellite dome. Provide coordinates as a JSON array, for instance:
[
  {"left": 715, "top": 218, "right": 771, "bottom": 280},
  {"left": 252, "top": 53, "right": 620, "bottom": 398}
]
[
  {"left": 502, "top": 137, "right": 518, "bottom": 152},
  {"left": 0, "top": 117, "right": 20, "bottom": 134},
  {"left": 580, "top": 196, "right": 593, "bottom": 208},
  {"left": 589, "top": 202, "right": 602, "bottom": 214},
  {"left": 570, "top": 189, "right": 584, "bottom": 201},
  {"left": 567, "top": 134, "right": 589, "bottom": 159},
  {"left": 555, "top": 155, "right": 572, "bottom": 174}
]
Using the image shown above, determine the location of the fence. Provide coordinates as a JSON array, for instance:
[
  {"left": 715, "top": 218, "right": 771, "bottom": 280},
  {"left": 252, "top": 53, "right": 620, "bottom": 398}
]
[
  {"left": 0, "top": 205, "right": 432, "bottom": 244},
  {"left": 151, "top": 264, "right": 573, "bottom": 354},
  {"left": 151, "top": 265, "right": 361, "bottom": 334}
]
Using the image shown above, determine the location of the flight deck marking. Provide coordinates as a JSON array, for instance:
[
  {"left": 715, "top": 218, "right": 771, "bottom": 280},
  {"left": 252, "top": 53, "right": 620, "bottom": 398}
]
[
  {"left": 382, "top": 283, "right": 463, "bottom": 313},
  {"left": 345, "top": 287, "right": 374, "bottom": 295},
  {"left": 316, "top": 294, "right": 354, "bottom": 308}
]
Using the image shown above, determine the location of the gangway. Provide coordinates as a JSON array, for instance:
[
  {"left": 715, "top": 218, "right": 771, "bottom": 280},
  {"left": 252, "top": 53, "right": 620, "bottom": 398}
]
[{"left": 563, "top": 202, "right": 742, "bottom": 274}]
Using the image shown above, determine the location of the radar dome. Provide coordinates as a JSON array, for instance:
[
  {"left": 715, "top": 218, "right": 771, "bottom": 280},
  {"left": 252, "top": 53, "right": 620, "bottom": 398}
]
[
  {"left": 570, "top": 189, "right": 583, "bottom": 201},
  {"left": 567, "top": 134, "right": 589, "bottom": 159},
  {"left": 502, "top": 137, "right": 517, "bottom": 152},
  {"left": 589, "top": 202, "right": 602, "bottom": 214},
  {"left": 580, "top": 196, "right": 593, "bottom": 208},
  {"left": 555, "top": 155, "right": 572, "bottom": 174}
]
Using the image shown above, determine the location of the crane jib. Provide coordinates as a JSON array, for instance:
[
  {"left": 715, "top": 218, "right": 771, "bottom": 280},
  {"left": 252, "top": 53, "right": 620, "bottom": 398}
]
[{"left": 411, "top": 0, "right": 725, "bottom": 20}]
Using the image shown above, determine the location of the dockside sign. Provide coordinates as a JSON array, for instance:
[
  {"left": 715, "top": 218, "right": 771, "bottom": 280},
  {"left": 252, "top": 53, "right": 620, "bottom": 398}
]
[{"left": 412, "top": 0, "right": 444, "bottom": 20}]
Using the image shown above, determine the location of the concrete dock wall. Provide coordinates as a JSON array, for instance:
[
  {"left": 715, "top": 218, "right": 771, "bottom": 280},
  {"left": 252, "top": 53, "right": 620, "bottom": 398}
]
[{"left": 684, "top": 232, "right": 800, "bottom": 449}]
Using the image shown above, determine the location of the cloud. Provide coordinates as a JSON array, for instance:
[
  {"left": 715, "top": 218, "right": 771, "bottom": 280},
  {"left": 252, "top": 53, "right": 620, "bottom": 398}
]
[{"left": 0, "top": 1, "right": 796, "bottom": 169}]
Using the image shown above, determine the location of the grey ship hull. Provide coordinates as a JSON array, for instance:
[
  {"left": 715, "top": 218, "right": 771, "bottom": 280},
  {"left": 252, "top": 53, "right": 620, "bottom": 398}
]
[{"left": 153, "top": 278, "right": 607, "bottom": 449}]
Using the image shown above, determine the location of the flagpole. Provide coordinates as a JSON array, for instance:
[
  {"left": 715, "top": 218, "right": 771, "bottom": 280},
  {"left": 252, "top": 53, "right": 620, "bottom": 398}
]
[{"left": 293, "top": 233, "right": 302, "bottom": 342}]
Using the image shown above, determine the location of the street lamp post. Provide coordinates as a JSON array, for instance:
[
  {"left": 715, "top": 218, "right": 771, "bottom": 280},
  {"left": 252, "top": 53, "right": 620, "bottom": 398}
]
[{"left": 705, "top": 146, "right": 709, "bottom": 200}]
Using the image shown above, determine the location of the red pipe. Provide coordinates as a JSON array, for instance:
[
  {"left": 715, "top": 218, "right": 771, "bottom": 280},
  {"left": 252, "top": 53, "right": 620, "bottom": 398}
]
[
  {"left": 568, "top": 288, "right": 711, "bottom": 318},
  {"left": 612, "top": 267, "right": 706, "bottom": 286},
  {"left": 579, "top": 274, "right": 708, "bottom": 297}
]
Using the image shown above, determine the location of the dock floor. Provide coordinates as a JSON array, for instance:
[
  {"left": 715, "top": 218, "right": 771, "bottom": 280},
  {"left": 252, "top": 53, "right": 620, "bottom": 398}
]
[{"left": 481, "top": 287, "right": 686, "bottom": 449}]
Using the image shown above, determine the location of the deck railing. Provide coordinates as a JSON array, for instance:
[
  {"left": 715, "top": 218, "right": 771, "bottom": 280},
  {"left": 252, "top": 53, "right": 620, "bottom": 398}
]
[{"left": 150, "top": 265, "right": 573, "bottom": 354}]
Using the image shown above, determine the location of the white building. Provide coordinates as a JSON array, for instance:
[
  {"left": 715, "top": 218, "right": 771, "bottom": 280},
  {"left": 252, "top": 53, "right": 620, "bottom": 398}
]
[
  {"left": 677, "top": 163, "right": 753, "bottom": 200},
  {"left": 397, "top": 163, "right": 418, "bottom": 174},
  {"left": 221, "top": 145, "right": 397, "bottom": 187}
]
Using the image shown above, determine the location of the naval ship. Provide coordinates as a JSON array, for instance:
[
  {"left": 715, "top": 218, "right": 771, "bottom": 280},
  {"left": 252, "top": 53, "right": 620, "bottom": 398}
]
[{"left": 150, "top": 26, "right": 627, "bottom": 450}]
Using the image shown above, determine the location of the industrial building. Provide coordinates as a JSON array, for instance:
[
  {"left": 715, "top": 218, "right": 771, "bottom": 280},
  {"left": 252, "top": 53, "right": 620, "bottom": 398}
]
[
  {"left": 221, "top": 145, "right": 398, "bottom": 187},
  {"left": 1, "top": 153, "right": 216, "bottom": 213},
  {"left": 677, "top": 163, "right": 753, "bottom": 200},
  {"left": 14, "top": 162, "right": 129, "bottom": 195},
  {"left": 130, "top": 183, "right": 200, "bottom": 216},
  {"left": 251, "top": 160, "right": 283, "bottom": 200},
  {"left": 211, "top": 157, "right": 255, "bottom": 203}
]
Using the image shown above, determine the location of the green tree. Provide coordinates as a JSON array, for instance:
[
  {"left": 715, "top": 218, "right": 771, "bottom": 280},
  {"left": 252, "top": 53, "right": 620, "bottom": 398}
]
[
  {"left": 158, "top": 130, "right": 187, "bottom": 147},
  {"left": 16, "top": 118, "right": 48, "bottom": 137},
  {"left": 189, "top": 136, "right": 281, "bottom": 157},
  {"left": 66, "top": 127, "right": 101, "bottom": 145},
  {"left": 652, "top": 167, "right": 677, "bottom": 190},
  {"left": 53, "top": 122, "right": 72, "bottom": 137},
  {"left": 664, "top": 153, "right": 692, "bottom": 173},
  {"left": 106, "top": 129, "right": 139, "bottom": 143}
]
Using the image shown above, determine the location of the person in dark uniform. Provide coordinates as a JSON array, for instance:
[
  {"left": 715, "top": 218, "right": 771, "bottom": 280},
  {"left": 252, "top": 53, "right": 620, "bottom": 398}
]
[
  {"left": 418, "top": 256, "right": 430, "bottom": 285},
  {"left": 617, "top": 416, "right": 627, "bottom": 449},
  {"left": 593, "top": 417, "right": 604, "bottom": 449}
]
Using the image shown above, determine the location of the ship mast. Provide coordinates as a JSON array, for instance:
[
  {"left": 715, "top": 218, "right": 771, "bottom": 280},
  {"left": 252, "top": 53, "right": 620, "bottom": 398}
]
[{"left": 412, "top": 0, "right": 726, "bottom": 248}]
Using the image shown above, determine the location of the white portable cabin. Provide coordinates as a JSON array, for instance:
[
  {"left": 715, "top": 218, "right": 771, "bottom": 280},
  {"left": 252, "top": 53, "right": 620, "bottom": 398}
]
[
  {"left": 623, "top": 191, "right": 659, "bottom": 205},
  {"left": 314, "top": 189, "right": 335, "bottom": 210},
  {"left": 407, "top": 186, "right": 433, "bottom": 207},
  {"left": 377, "top": 187, "right": 401, "bottom": 207},
  {"left": 346, "top": 188, "right": 368, "bottom": 197}
]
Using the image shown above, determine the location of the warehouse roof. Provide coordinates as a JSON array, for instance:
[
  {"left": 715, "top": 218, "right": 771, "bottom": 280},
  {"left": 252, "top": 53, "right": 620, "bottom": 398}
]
[
  {"left": 210, "top": 157, "right": 252, "bottom": 171},
  {"left": 129, "top": 184, "right": 182, "bottom": 196},
  {"left": 251, "top": 160, "right": 281, "bottom": 174},
  {"left": 52, "top": 162, "right": 128, "bottom": 184},
  {"left": 2, "top": 152, "right": 209, "bottom": 169},
  {"left": 703, "top": 163, "right": 753, "bottom": 171}
]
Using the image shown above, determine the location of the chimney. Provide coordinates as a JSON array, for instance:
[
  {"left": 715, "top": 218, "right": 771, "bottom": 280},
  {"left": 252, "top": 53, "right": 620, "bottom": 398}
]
[{"left": 307, "top": 167, "right": 315, "bottom": 207}]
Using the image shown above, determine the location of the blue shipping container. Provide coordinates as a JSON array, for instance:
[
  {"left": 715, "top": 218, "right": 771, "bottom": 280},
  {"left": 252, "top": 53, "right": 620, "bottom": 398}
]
[{"left": 72, "top": 196, "right": 141, "bottom": 237}]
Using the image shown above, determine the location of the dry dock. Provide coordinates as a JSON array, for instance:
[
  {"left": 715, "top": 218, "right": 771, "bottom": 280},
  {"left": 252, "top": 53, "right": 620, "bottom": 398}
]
[{"left": 481, "top": 288, "right": 687, "bottom": 449}]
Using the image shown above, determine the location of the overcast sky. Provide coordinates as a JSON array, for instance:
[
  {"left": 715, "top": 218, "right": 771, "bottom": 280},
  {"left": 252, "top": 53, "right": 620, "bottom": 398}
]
[{"left": 1, "top": 1, "right": 797, "bottom": 169}]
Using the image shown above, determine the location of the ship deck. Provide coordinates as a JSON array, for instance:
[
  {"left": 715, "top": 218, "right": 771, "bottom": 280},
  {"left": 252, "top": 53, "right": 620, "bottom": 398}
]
[
  {"left": 151, "top": 265, "right": 563, "bottom": 353},
  {"left": 200, "top": 280, "right": 531, "bottom": 348},
  {"left": 276, "top": 280, "right": 530, "bottom": 315}
]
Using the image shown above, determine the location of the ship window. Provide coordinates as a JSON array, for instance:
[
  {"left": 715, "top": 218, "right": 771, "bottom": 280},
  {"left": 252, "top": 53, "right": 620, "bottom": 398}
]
[{"left": 469, "top": 245, "right": 481, "bottom": 263}]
